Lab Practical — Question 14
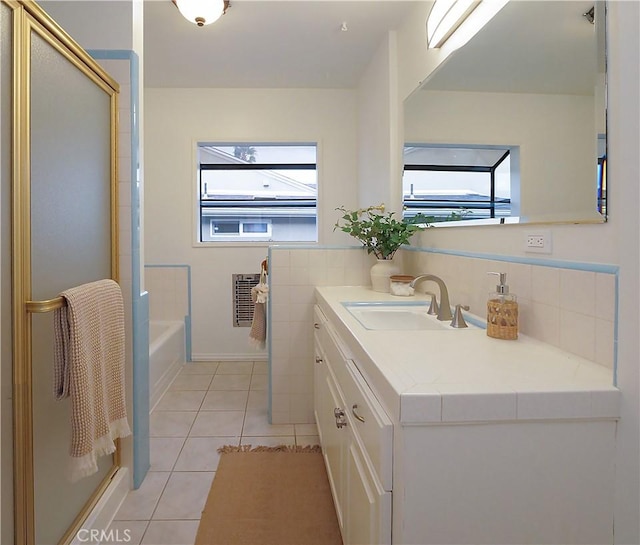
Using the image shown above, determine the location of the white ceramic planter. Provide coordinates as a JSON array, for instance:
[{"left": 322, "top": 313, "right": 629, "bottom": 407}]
[{"left": 370, "top": 259, "right": 400, "bottom": 293}]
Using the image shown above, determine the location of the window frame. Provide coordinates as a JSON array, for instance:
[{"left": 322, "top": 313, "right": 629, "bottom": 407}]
[{"left": 194, "top": 142, "right": 318, "bottom": 246}]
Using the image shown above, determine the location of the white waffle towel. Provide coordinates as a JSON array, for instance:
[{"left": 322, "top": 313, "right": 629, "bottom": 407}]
[{"left": 53, "top": 279, "right": 131, "bottom": 482}]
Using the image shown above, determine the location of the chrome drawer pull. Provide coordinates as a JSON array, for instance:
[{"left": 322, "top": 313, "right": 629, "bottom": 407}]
[
  {"left": 334, "top": 408, "right": 347, "bottom": 428},
  {"left": 352, "top": 404, "right": 365, "bottom": 423}
]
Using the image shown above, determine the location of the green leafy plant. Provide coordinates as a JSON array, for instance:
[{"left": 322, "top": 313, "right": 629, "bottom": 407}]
[{"left": 334, "top": 204, "right": 428, "bottom": 260}]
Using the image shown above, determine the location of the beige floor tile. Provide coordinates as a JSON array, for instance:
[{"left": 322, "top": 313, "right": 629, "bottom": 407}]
[
  {"left": 153, "top": 471, "right": 214, "bottom": 520},
  {"left": 114, "top": 472, "right": 170, "bottom": 521},
  {"left": 189, "top": 410, "right": 245, "bottom": 436},
  {"left": 179, "top": 362, "right": 219, "bottom": 375},
  {"left": 150, "top": 412, "right": 197, "bottom": 437},
  {"left": 201, "top": 390, "right": 248, "bottom": 411},
  {"left": 149, "top": 438, "right": 185, "bottom": 471},
  {"left": 216, "top": 361, "right": 254, "bottom": 374},
  {"left": 209, "top": 374, "right": 251, "bottom": 391},
  {"left": 102, "top": 521, "right": 148, "bottom": 545},
  {"left": 174, "top": 436, "right": 239, "bottom": 471},
  {"left": 249, "top": 373, "right": 268, "bottom": 391},
  {"left": 294, "top": 423, "right": 318, "bottom": 436},
  {"left": 246, "top": 390, "right": 268, "bottom": 411},
  {"left": 155, "top": 391, "right": 206, "bottom": 412},
  {"left": 252, "top": 360, "right": 268, "bottom": 374},
  {"left": 169, "top": 374, "right": 213, "bottom": 391},
  {"left": 141, "top": 520, "right": 199, "bottom": 545},
  {"left": 242, "top": 410, "right": 295, "bottom": 436},
  {"left": 296, "top": 435, "right": 320, "bottom": 447},
  {"left": 240, "top": 435, "right": 296, "bottom": 448}
]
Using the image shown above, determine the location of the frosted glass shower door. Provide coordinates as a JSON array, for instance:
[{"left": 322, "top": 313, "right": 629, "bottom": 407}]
[{"left": 10, "top": 3, "right": 120, "bottom": 544}]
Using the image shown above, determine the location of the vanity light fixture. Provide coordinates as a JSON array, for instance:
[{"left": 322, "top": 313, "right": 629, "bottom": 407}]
[
  {"left": 426, "top": 0, "right": 509, "bottom": 51},
  {"left": 427, "top": 0, "right": 480, "bottom": 49},
  {"left": 172, "top": 0, "right": 230, "bottom": 27}
]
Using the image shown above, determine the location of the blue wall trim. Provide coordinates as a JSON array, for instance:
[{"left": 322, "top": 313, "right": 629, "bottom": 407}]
[
  {"left": 86, "top": 49, "right": 135, "bottom": 61},
  {"left": 144, "top": 264, "right": 193, "bottom": 362},
  {"left": 403, "top": 246, "right": 619, "bottom": 274},
  {"left": 88, "top": 49, "right": 149, "bottom": 488}
]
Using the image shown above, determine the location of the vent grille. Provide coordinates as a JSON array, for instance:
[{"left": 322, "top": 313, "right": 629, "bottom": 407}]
[{"left": 233, "top": 273, "right": 261, "bottom": 327}]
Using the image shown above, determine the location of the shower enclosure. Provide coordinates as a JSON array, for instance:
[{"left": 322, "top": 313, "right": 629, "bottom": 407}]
[{"left": 1, "top": 1, "right": 121, "bottom": 543}]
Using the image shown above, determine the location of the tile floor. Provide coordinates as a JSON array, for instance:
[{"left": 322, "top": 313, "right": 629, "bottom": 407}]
[{"left": 107, "top": 360, "right": 319, "bottom": 545}]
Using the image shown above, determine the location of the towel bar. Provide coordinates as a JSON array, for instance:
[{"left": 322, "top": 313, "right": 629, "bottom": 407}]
[{"left": 25, "top": 296, "right": 66, "bottom": 313}]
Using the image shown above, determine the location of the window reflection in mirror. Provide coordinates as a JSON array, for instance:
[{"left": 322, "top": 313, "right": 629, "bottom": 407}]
[
  {"left": 403, "top": 144, "right": 515, "bottom": 223},
  {"left": 403, "top": 0, "right": 607, "bottom": 226}
]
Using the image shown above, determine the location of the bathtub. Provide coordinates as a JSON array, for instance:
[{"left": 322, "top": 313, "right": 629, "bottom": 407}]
[{"left": 149, "top": 320, "right": 185, "bottom": 410}]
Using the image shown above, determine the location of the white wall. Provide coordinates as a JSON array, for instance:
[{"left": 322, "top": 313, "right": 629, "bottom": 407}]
[
  {"left": 144, "top": 88, "right": 358, "bottom": 358},
  {"left": 357, "top": 32, "right": 403, "bottom": 213},
  {"left": 607, "top": 2, "right": 640, "bottom": 541},
  {"left": 405, "top": 89, "right": 597, "bottom": 222}
]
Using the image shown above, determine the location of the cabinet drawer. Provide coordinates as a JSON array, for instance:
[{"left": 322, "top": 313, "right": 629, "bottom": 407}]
[
  {"left": 345, "top": 437, "right": 392, "bottom": 545},
  {"left": 339, "top": 359, "right": 393, "bottom": 491}
]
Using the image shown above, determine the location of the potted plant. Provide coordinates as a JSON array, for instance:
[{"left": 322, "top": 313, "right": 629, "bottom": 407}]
[{"left": 334, "top": 204, "right": 428, "bottom": 292}]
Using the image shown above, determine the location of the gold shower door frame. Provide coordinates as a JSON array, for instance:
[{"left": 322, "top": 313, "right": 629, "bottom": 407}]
[{"left": 8, "top": 1, "right": 121, "bottom": 544}]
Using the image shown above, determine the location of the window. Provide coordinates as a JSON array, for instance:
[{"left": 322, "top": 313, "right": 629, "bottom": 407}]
[
  {"left": 198, "top": 143, "right": 317, "bottom": 242},
  {"left": 403, "top": 145, "right": 513, "bottom": 222}
]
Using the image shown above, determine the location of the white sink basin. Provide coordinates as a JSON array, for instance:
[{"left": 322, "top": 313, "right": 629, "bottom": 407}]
[{"left": 342, "top": 302, "right": 475, "bottom": 331}]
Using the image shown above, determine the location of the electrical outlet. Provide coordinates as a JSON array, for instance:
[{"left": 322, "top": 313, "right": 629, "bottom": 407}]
[
  {"left": 525, "top": 230, "right": 552, "bottom": 254},
  {"left": 527, "top": 235, "right": 545, "bottom": 248}
]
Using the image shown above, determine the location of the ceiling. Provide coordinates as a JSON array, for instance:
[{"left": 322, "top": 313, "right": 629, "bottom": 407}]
[{"left": 143, "top": 0, "right": 420, "bottom": 88}]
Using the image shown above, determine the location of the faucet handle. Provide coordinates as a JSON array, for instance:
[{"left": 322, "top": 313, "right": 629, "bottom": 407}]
[
  {"left": 425, "top": 291, "right": 439, "bottom": 316},
  {"left": 450, "top": 304, "right": 470, "bottom": 328}
]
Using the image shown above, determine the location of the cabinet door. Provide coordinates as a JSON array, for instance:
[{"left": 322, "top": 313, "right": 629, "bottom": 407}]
[
  {"left": 314, "top": 349, "right": 347, "bottom": 534},
  {"left": 345, "top": 439, "right": 392, "bottom": 545}
]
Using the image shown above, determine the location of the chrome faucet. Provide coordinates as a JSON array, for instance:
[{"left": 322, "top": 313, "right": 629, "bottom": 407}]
[{"left": 409, "top": 274, "right": 453, "bottom": 321}]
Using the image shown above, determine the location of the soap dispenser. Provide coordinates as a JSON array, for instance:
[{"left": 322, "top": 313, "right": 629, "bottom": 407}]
[{"left": 486, "top": 272, "right": 518, "bottom": 340}]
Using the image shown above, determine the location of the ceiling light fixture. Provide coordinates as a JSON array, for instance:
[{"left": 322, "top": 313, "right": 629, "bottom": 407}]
[{"left": 172, "top": 0, "right": 230, "bottom": 27}]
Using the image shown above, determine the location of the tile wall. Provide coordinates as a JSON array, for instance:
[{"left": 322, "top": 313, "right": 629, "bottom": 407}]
[
  {"left": 99, "top": 57, "right": 134, "bottom": 375},
  {"left": 401, "top": 249, "right": 617, "bottom": 369},
  {"left": 268, "top": 245, "right": 617, "bottom": 425},
  {"left": 95, "top": 52, "right": 150, "bottom": 486},
  {"left": 268, "top": 246, "right": 376, "bottom": 424}
]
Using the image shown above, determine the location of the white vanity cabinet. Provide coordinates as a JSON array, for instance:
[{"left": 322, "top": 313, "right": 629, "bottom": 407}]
[
  {"left": 314, "top": 287, "right": 621, "bottom": 545},
  {"left": 314, "top": 306, "right": 392, "bottom": 545}
]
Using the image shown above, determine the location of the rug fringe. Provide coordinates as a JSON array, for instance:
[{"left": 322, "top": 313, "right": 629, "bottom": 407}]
[{"left": 217, "top": 444, "right": 321, "bottom": 454}]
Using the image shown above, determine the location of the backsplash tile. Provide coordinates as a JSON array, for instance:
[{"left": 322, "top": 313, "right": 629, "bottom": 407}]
[
  {"left": 401, "top": 248, "right": 617, "bottom": 371},
  {"left": 267, "top": 245, "right": 617, "bottom": 424},
  {"left": 560, "top": 269, "right": 596, "bottom": 316}
]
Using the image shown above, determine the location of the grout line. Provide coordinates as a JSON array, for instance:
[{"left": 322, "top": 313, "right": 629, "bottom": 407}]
[{"left": 125, "top": 360, "right": 263, "bottom": 543}]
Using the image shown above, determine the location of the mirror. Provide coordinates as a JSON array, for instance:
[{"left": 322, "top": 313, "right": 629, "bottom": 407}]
[{"left": 403, "top": 0, "right": 607, "bottom": 226}]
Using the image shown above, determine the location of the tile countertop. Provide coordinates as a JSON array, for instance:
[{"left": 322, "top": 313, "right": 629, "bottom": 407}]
[{"left": 315, "top": 286, "right": 620, "bottom": 425}]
